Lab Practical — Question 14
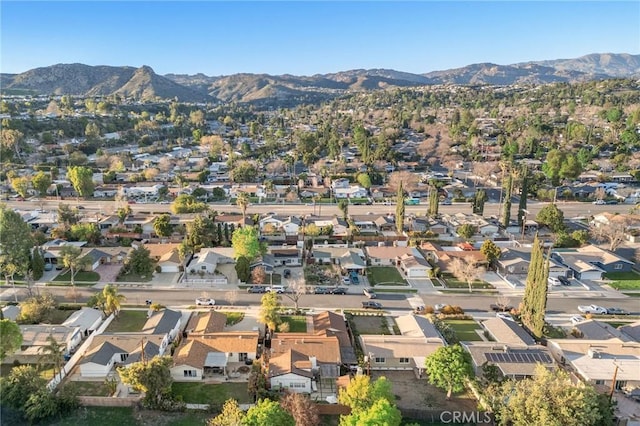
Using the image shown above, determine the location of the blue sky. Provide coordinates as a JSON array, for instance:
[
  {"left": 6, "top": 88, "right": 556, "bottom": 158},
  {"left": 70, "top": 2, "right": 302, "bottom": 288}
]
[{"left": 1, "top": 1, "right": 639, "bottom": 76}]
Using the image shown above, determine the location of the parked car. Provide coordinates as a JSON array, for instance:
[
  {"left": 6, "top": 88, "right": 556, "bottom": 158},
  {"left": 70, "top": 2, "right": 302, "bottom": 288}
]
[
  {"left": 606, "top": 307, "right": 629, "bottom": 315},
  {"left": 363, "top": 288, "right": 377, "bottom": 299},
  {"left": 247, "top": 286, "right": 267, "bottom": 293},
  {"left": 329, "top": 287, "right": 348, "bottom": 295},
  {"left": 362, "top": 301, "right": 383, "bottom": 309},
  {"left": 314, "top": 286, "right": 329, "bottom": 294},
  {"left": 350, "top": 275, "right": 360, "bottom": 284},
  {"left": 342, "top": 276, "right": 351, "bottom": 284},
  {"left": 195, "top": 297, "right": 215, "bottom": 306},
  {"left": 490, "top": 303, "right": 514, "bottom": 312},
  {"left": 578, "top": 304, "right": 607, "bottom": 314},
  {"left": 558, "top": 276, "right": 571, "bottom": 286},
  {"left": 44, "top": 263, "right": 53, "bottom": 271},
  {"left": 434, "top": 303, "right": 447, "bottom": 312},
  {"left": 592, "top": 199, "right": 606, "bottom": 205},
  {"left": 496, "top": 312, "right": 515, "bottom": 322},
  {"left": 605, "top": 200, "right": 619, "bottom": 205},
  {"left": 413, "top": 306, "right": 426, "bottom": 314},
  {"left": 570, "top": 315, "right": 585, "bottom": 325},
  {"left": 267, "top": 285, "right": 286, "bottom": 294},
  {"left": 548, "top": 276, "right": 561, "bottom": 286},
  {"left": 283, "top": 269, "right": 291, "bottom": 278}
]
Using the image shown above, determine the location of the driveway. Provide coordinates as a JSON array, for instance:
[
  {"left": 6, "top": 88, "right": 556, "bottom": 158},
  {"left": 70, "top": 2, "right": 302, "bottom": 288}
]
[{"left": 94, "top": 264, "right": 123, "bottom": 283}]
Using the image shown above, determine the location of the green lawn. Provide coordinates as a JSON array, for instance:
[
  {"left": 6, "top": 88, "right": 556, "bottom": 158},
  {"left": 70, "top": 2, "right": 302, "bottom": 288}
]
[
  {"left": 444, "top": 320, "right": 483, "bottom": 341},
  {"left": 116, "top": 272, "right": 153, "bottom": 282},
  {"left": 351, "top": 315, "right": 392, "bottom": 335},
  {"left": 53, "top": 270, "right": 100, "bottom": 285},
  {"left": 441, "top": 275, "right": 494, "bottom": 289},
  {"left": 1, "top": 364, "right": 56, "bottom": 379},
  {"left": 280, "top": 315, "right": 308, "bottom": 332},
  {"left": 604, "top": 271, "right": 640, "bottom": 290},
  {"left": 172, "top": 382, "right": 252, "bottom": 405},
  {"left": 68, "top": 380, "right": 113, "bottom": 396},
  {"left": 105, "top": 310, "right": 148, "bottom": 332},
  {"left": 367, "top": 267, "right": 407, "bottom": 286},
  {"left": 44, "top": 407, "right": 138, "bottom": 426},
  {"left": 224, "top": 312, "right": 244, "bottom": 326}
]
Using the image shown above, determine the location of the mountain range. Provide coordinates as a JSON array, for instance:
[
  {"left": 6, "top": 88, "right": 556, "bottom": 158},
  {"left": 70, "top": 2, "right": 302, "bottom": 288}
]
[{"left": 1, "top": 53, "right": 639, "bottom": 105}]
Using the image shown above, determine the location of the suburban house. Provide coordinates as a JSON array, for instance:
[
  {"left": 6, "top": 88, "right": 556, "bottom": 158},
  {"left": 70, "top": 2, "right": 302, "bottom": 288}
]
[
  {"left": 424, "top": 247, "right": 488, "bottom": 276},
  {"left": 8, "top": 324, "right": 83, "bottom": 364},
  {"left": 214, "top": 214, "right": 254, "bottom": 229},
  {"left": 61, "top": 307, "right": 104, "bottom": 336},
  {"left": 269, "top": 247, "right": 302, "bottom": 266},
  {"left": 496, "top": 247, "right": 569, "bottom": 278},
  {"left": 463, "top": 318, "right": 555, "bottom": 379},
  {"left": 359, "top": 315, "right": 445, "bottom": 375},
  {"left": 141, "top": 309, "right": 183, "bottom": 342},
  {"left": 268, "top": 349, "right": 315, "bottom": 393},
  {"left": 187, "top": 247, "right": 235, "bottom": 276},
  {"left": 441, "top": 212, "right": 499, "bottom": 237},
  {"left": 547, "top": 338, "right": 640, "bottom": 391},
  {"left": 310, "top": 247, "right": 366, "bottom": 275},
  {"left": 572, "top": 319, "right": 637, "bottom": 341},
  {"left": 397, "top": 252, "right": 432, "bottom": 278},
  {"left": 350, "top": 215, "right": 395, "bottom": 233},
  {"left": 304, "top": 216, "right": 350, "bottom": 239},
  {"left": 171, "top": 311, "right": 259, "bottom": 381},
  {"left": 259, "top": 214, "right": 302, "bottom": 236},
  {"left": 551, "top": 245, "right": 635, "bottom": 279},
  {"left": 365, "top": 246, "right": 418, "bottom": 266},
  {"left": 80, "top": 334, "right": 168, "bottom": 377},
  {"left": 145, "top": 243, "right": 182, "bottom": 273},
  {"left": 310, "top": 311, "right": 357, "bottom": 366}
]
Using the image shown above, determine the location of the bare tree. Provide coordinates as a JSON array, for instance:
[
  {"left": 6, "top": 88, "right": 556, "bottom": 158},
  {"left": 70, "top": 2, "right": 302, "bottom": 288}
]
[
  {"left": 282, "top": 278, "right": 308, "bottom": 312},
  {"left": 225, "top": 290, "right": 238, "bottom": 306},
  {"left": 590, "top": 219, "right": 629, "bottom": 251},
  {"left": 472, "top": 162, "right": 498, "bottom": 184},
  {"left": 251, "top": 266, "right": 266, "bottom": 285},
  {"left": 594, "top": 187, "right": 606, "bottom": 201},
  {"left": 450, "top": 257, "right": 486, "bottom": 293},
  {"left": 281, "top": 392, "right": 320, "bottom": 426},
  {"left": 387, "top": 170, "right": 419, "bottom": 194}
]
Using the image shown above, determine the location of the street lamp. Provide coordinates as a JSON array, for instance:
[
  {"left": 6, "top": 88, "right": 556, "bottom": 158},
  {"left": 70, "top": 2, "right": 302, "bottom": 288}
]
[{"left": 521, "top": 209, "right": 529, "bottom": 241}]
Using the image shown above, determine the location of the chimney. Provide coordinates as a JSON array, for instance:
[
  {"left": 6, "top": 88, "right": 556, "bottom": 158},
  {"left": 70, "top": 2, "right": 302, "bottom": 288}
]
[{"left": 503, "top": 345, "right": 509, "bottom": 353}]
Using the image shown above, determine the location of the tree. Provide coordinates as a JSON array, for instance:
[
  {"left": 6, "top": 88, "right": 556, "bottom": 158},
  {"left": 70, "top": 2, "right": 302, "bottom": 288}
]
[
  {"left": 281, "top": 392, "right": 320, "bottom": 426},
  {"left": 244, "top": 398, "right": 294, "bottom": 426},
  {"left": 388, "top": 170, "right": 418, "bottom": 194},
  {"left": 126, "top": 245, "right": 154, "bottom": 277},
  {"left": 357, "top": 173, "right": 372, "bottom": 189},
  {"left": 66, "top": 166, "right": 95, "bottom": 198},
  {"left": 590, "top": 220, "right": 628, "bottom": 251},
  {"left": 258, "top": 291, "right": 281, "bottom": 331},
  {"left": 517, "top": 166, "right": 529, "bottom": 226},
  {"left": 10, "top": 176, "right": 30, "bottom": 198},
  {"left": 0, "top": 319, "right": 22, "bottom": 361},
  {"left": 251, "top": 266, "right": 266, "bottom": 284},
  {"left": 118, "top": 356, "right": 178, "bottom": 410},
  {"left": 58, "top": 203, "right": 80, "bottom": 226},
  {"left": 24, "top": 387, "right": 60, "bottom": 423},
  {"left": 225, "top": 290, "right": 239, "bottom": 306},
  {"left": 338, "top": 375, "right": 395, "bottom": 414},
  {"left": 282, "top": 278, "right": 308, "bottom": 311},
  {"left": 17, "top": 293, "right": 56, "bottom": 324},
  {"left": 39, "top": 334, "right": 66, "bottom": 378},
  {"left": 207, "top": 398, "right": 245, "bottom": 426},
  {"left": 60, "top": 245, "right": 90, "bottom": 289},
  {"left": 90, "top": 284, "right": 126, "bottom": 317},
  {"left": 32, "top": 171, "right": 52, "bottom": 196},
  {"left": 450, "top": 256, "right": 485, "bottom": 293},
  {"left": 338, "top": 199, "right": 349, "bottom": 220},
  {"left": 536, "top": 204, "right": 565, "bottom": 233},
  {"left": 501, "top": 172, "right": 513, "bottom": 228},
  {"left": 520, "top": 234, "right": 549, "bottom": 338},
  {"left": 428, "top": 183, "right": 439, "bottom": 217},
  {"left": 340, "top": 397, "right": 402, "bottom": 426},
  {"left": 235, "top": 256, "right": 251, "bottom": 282},
  {"left": 424, "top": 344, "right": 473, "bottom": 399},
  {"left": 69, "top": 223, "right": 102, "bottom": 244},
  {"left": 1, "top": 365, "right": 47, "bottom": 418},
  {"left": 0, "top": 205, "right": 35, "bottom": 287},
  {"left": 231, "top": 227, "right": 264, "bottom": 261},
  {"left": 183, "top": 214, "right": 216, "bottom": 252},
  {"left": 480, "top": 240, "right": 501, "bottom": 268},
  {"left": 171, "top": 194, "right": 208, "bottom": 214},
  {"left": 236, "top": 191, "right": 250, "bottom": 223},
  {"left": 395, "top": 181, "right": 405, "bottom": 233},
  {"left": 153, "top": 214, "right": 173, "bottom": 237},
  {"left": 473, "top": 188, "right": 487, "bottom": 215},
  {"left": 247, "top": 362, "right": 268, "bottom": 402},
  {"left": 456, "top": 223, "right": 477, "bottom": 240},
  {"left": 494, "top": 365, "right": 612, "bottom": 426}
]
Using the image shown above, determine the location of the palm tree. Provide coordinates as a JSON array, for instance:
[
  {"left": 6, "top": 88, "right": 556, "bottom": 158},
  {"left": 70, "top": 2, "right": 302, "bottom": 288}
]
[
  {"left": 60, "top": 245, "right": 90, "bottom": 293},
  {"left": 236, "top": 191, "right": 250, "bottom": 223},
  {"left": 102, "top": 284, "right": 126, "bottom": 317},
  {"left": 39, "top": 334, "right": 66, "bottom": 378}
]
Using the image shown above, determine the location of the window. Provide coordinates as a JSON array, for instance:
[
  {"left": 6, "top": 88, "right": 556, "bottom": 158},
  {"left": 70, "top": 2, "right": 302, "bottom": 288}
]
[
  {"left": 183, "top": 370, "right": 196, "bottom": 377},
  {"left": 399, "top": 358, "right": 410, "bottom": 364},
  {"left": 120, "top": 354, "right": 129, "bottom": 362},
  {"left": 614, "top": 263, "right": 623, "bottom": 270},
  {"left": 374, "top": 357, "right": 386, "bottom": 364},
  {"left": 595, "top": 380, "right": 605, "bottom": 385},
  {"left": 615, "top": 380, "right": 627, "bottom": 390},
  {"left": 289, "top": 382, "right": 306, "bottom": 389},
  {"left": 201, "top": 265, "right": 207, "bottom": 270}
]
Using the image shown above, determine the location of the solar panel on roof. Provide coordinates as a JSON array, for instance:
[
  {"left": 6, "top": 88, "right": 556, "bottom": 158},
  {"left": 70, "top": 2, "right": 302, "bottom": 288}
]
[{"left": 485, "top": 351, "right": 552, "bottom": 364}]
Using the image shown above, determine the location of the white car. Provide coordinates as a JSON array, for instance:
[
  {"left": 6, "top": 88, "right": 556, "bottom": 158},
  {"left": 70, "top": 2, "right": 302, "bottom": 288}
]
[
  {"left": 570, "top": 315, "right": 585, "bottom": 325},
  {"left": 195, "top": 297, "right": 215, "bottom": 306},
  {"left": 592, "top": 199, "right": 606, "bottom": 205},
  {"left": 267, "top": 285, "right": 286, "bottom": 294},
  {"left": 496, "top": 312, "right": 515, "bottom": 322},
  {"left": 434, "top": 303, "right": 447, "bottom": 312},
  {"left": 577, "top": 304, "right": 606, "bottom": 314},
  {"left": 548, "top": 276, "right": 561, "bottom": 286}
]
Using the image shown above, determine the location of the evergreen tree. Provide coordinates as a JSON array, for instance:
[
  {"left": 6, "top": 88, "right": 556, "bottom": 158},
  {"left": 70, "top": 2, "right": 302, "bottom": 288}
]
[
  {"left": 473, "top": 189, "right": 486, "bottom": 215},
  {"left": 517, "top": 166, "right": 529, "bottom": 226},
  {"left": 428, "top": 182, "right": 439, "bottom": 217},
  {"left": 501, "top": 173, "right": 513, "bottom": 228},
  {"left": 395, "top": 181, "right": 404, "bottom": 233},
  {"left": 521, "top": 234, "right": 549, "bottom": 338}
]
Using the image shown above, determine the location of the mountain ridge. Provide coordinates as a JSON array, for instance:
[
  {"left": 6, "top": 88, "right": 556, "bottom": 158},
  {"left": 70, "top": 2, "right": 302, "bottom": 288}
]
[{"left": 2, "top": 53, "right": 638, "bottom": 104}]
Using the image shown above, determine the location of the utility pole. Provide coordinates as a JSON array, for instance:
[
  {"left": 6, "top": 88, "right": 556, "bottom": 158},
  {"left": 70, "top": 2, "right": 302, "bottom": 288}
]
[{"left": 609, "top": 363, "right": 619, "bottom": 403}]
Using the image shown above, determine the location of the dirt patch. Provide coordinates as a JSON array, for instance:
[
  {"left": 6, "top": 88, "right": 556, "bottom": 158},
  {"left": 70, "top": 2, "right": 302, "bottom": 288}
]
[
  {"left": 372, "top": 370, "right": 477, "bottom": 412},
  {"left": 350, "top": 315, "right": 392, "bottom": 335}
]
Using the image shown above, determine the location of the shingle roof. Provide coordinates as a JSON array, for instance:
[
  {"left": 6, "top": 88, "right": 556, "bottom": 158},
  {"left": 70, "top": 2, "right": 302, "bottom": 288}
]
[
  {"left": 142, "top": 309, "right": 181, "bottom": 335},
  {"left": 482, "top": 318, "right": 535, "bottom": 346},
  {"left": 186, "top": 311, "right": 227, "bottom": 334},
  {"left": 268, "top": 349, "right": 314, "bottom": 379}
]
